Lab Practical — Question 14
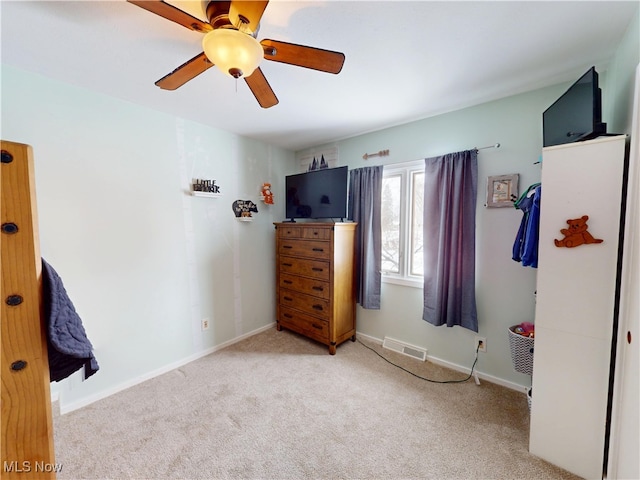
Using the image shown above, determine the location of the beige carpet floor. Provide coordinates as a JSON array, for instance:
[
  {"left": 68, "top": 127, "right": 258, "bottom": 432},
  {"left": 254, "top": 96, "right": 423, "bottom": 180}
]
[{"left": 53, "top": 327, "right": 581, "bottom": 479}]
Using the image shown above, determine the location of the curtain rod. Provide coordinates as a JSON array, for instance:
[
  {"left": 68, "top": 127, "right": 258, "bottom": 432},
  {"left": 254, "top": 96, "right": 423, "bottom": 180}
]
[
  {"left": 363, "top": 142, "right": 501, "bottom": 165},
  {"left": 475, "top": 143, "right": 501, "bottom": 151}
]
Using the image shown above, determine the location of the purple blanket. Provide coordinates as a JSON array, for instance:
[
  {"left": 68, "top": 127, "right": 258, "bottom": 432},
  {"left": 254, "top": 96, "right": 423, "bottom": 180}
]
[{"left": 42, "top": 259, "right": 99, "bottom": 382}]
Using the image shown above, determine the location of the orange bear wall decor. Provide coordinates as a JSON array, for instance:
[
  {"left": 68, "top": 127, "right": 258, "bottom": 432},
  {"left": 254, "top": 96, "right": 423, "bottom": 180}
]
[
  {"left": 554, "top": 215, "right": 603, "bottom": 248},
  {"left": 260, "top": 183, "right": 274, "bottom": 205}
]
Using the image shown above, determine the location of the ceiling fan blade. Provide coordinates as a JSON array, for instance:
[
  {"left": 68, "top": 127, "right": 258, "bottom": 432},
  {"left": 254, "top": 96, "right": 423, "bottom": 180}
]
[
  {"left": 260, "top": 39, "right": 345, "bottom": 74},
  {"left": 127, "top": 0, "right": 212, "bottom": 33},
  {"left": 155, "top": 53, "right": 213, "bottom": 90},
  {"left": 244, "top": 67, "right": 279, "bottom": 108},
  {"left": 229, "top": 1, "right": 269, "bottom": 34}
]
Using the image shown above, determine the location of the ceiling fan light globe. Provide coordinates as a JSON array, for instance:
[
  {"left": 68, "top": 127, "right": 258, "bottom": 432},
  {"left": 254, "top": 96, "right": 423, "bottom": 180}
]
[{"left": 202, "top": 29, "right": 263, "bottom": 79}]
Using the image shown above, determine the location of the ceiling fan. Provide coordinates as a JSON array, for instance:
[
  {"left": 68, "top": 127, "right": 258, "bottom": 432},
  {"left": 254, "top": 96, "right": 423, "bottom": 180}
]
[{"left": 127, "top": 0, "right": 346, "bottom": 108}]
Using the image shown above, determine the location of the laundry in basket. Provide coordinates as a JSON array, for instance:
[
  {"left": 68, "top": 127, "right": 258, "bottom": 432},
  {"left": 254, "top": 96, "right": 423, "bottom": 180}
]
[{"left": 508, "top": 324, "right": 534, "bottom": 375}]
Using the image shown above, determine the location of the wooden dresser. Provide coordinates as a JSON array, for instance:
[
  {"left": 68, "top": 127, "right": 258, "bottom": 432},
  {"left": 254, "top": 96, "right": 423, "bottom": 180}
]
[{"left": 274, "top": 222, "right": 357, "bottom": 354}]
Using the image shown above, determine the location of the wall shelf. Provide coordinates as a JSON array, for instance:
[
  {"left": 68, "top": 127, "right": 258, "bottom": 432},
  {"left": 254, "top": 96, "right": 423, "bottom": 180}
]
[{"left": 191, "top": 191, "right": 222, "bottom": 198}]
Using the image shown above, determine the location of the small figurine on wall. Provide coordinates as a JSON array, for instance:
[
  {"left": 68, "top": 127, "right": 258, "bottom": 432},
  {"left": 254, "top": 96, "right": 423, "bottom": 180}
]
[
  {"left": 232, "top": 200, "right": 258, "bottom": 218},
  {"left": 260, "top": 183, "right": 274, "bottom": 204},
  {"left": 554, "top": 215, "right": 603, "bottom": 248}
]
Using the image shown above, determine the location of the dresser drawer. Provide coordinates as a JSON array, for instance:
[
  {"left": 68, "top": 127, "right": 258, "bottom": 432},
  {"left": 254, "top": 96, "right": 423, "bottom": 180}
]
[
  {"left": 278, "top": 306, "right": 329, "bottom": 342},
  {"left": 301, "top": 227, "right": 332, "bottom": 240},
  {"left": 279, "top": 257, "right": 330, "bottom": 281},
  {"left": 280, "top": 273, "right": 330, "bottom": 300},
  {"left": 277, "top": 225, "right": 302, "bottom": 238},
  {"left": 279, "top": 289, "right": 330, "bottom": 320},
  {"left": 278, "top": 239, "right": 331, "bottom": 260}
]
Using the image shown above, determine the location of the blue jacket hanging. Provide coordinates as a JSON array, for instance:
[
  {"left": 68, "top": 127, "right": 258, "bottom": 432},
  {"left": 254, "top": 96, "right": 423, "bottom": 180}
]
[{"left": 512, "top": 184, "right": 541, "bottom": 268}]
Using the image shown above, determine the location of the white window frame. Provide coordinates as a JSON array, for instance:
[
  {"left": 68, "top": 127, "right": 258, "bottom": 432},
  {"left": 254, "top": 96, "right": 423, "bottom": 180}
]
[{"left": 381, "top": 160, "right": 424, "bottom": 288}]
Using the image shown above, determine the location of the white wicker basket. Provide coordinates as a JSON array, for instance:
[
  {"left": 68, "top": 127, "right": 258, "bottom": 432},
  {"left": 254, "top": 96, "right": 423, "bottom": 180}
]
[{"left": 508, "top": 326, "right": 534, "bottom": 375}]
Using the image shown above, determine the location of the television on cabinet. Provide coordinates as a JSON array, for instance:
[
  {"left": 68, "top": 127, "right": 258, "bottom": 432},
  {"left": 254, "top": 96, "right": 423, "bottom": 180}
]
[
  {"left": 543, "top": 66, "right": 607, "bottom": 147},
  {"left": 285, "top": 166, "right": 348, "bottom": 221}
]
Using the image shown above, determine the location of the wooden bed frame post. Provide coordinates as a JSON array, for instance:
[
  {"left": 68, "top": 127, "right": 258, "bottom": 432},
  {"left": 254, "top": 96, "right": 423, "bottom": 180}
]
[{"left": 1, "top": 141, "right": 56, "bottom": 479}]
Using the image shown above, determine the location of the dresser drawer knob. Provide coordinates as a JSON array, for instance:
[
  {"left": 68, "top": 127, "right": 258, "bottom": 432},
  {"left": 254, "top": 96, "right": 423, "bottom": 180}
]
[
  {"left": 312, "top": 323, "right": 323, "bottom": 330},
  {"left": 283, "top": 280, "right": 293, "bottom": 284},
  {"left": 312, "top": 286, "right": 324, "bottom": 291},
  {"left": 312, "top": 304, "right": 323, "bottom": 311},
  {"left": 284, "top": 296, "right": 293, "bottom": 301},
  {"left": 311, "top": 267, "right": 323, "bottom": 272},
  {"left": 284, "top": 313, "right": 293, "bottom": 319},
  {"left": 312, "top": 248, "right": 324, "bottom": 252},
  {"left": 283, "top": 245, "right": 293, "bottom": 249},
  {"left": 283, "top": 263, "right": 293, "bottom": 267}
]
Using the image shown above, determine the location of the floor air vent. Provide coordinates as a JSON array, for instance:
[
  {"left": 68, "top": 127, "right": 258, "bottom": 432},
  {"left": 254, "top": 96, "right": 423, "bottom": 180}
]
[{"left": 382, "top": 337, "right": 427, "bottom": 362}]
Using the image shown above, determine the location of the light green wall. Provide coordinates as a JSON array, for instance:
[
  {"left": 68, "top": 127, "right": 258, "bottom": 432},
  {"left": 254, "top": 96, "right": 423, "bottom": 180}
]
[
  {"left": 297, "top": 9, "right": 639, "bottom": 389},
  {"left": 303, "top": 86, "right": 564, "bottom": 388},
  {"left": 1, "top": 65, "right": 293, "bottom": 410},
  {"left": 604, "top": 6, "right": 640, "bottom": 134}
]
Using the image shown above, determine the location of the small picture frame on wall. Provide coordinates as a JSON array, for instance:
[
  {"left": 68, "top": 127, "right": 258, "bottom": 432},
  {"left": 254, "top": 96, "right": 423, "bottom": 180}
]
[{"left": 486, "top": 174, "right": 519, "bottom": 208}]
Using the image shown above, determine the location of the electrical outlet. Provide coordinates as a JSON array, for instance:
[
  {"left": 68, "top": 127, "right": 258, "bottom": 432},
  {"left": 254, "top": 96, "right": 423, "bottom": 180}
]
[
  {"left": 474, "top": 336, "right": 486, "bottom": 353},
  {"left": 201, "top": 318, "right": 210, "bottom": 331}
]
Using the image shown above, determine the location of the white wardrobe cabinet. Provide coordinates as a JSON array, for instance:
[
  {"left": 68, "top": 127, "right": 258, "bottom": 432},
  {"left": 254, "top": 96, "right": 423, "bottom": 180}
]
[{"left": 529, "top": 135, "right": 627, "bottom": 480}]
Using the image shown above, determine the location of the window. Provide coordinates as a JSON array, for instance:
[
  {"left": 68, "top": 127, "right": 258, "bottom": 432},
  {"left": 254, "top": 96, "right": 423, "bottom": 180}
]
[{"left": 381, "top": 160, "right": 424, "bottom": 287}]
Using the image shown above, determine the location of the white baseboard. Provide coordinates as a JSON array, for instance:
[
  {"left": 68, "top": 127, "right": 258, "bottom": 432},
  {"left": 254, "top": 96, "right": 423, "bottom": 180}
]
[
  {"left": 59, "top": 322, "right": 276, "bottom": 414},
  {"left": 355, "top": 331, "right": 528, "bottom": 394}
]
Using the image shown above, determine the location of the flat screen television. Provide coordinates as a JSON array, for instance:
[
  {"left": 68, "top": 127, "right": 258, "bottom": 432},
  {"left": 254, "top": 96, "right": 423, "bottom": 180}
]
[
  {"left": 543, "top": 66, "right": 607, "bottom": 147},
  {"left": 285, "top": 166, "right": 348, "bottom": 221}
]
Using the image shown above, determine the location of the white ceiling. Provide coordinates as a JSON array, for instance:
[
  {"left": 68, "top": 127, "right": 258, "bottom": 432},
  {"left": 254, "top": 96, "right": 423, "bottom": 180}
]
[{"left": 1, "top": 1, "right": 637, "bottom": 151}]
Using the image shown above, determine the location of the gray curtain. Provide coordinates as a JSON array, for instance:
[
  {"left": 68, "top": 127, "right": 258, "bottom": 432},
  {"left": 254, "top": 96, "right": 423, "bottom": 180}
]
[
  {"left": 422, "top": 150, "right": 478, "bottom": 332},
  {"left": 348, "top": 166, "right": 383, "bottom": 309}
]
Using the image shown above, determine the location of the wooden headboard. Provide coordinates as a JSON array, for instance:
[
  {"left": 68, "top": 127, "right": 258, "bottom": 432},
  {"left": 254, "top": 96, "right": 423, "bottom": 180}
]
[{"left": 1, "top": 140, "right": 56, "bottom": 479}]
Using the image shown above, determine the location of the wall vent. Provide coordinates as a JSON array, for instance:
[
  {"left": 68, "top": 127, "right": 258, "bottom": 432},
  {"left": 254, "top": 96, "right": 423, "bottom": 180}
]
[{"left": 382, "top": 337, "right": 427, "bottom": 362}]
